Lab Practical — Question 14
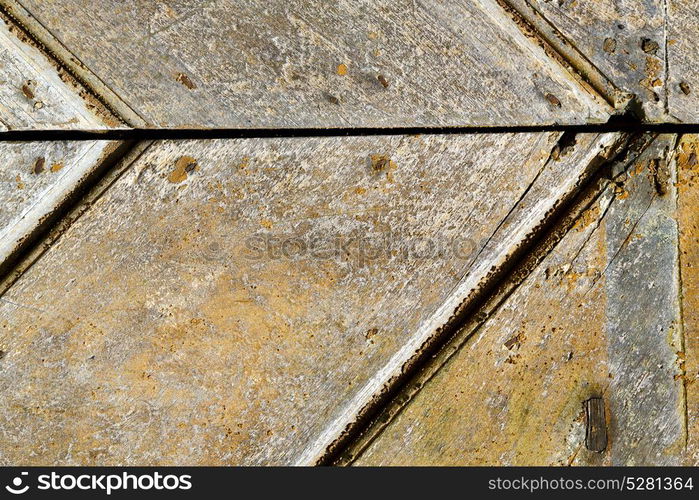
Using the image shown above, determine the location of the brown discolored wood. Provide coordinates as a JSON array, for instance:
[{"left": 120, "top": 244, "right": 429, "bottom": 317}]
[
  {"left": 354, "top": 134, "right": 686, "bottom": 466},
  {"left": 0, "top": 132, "right": 622, "bottom": 465},
  {"left": 585, "top": 397, "right": 607, "bottom": 453},
  {"left": 676, "top": 134, "right": 699, "bottom": 465}
]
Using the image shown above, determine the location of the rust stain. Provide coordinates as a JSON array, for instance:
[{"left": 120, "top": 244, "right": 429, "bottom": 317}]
[
  {"left": 32, "top": 157, "right": 45, "bottom": 174},
  {"left": 168, "top": 156, "right": 199, "bottom": 184},
  {"left": 641, "top": 38, "right": 660, "bottom": 55},
  {"left": 337, "top": 64, "right": 348, "bottom": 76},
  {"left": 175, "top": 73, "right": 197, "bottom": 90},
  {"left": 365, "top": 328, "right": 378, "bottom": 341},
  {"left": 573, "top": 205, "right": 601, "bottom": 231},
  {"left": 602, "top": 38, "right": 616, "bottom": 54},
  {"left": 545, "top": 93, "right": 562, "bottom": 108},
  {"left": 370, "top": 154, "right": 396, "bottom": 173},
  {"left": 50, "top": 162, "right": 64, "bottom": 173},
  {"left": 21, "top": 80, "right": 35, "bottom": 100}
]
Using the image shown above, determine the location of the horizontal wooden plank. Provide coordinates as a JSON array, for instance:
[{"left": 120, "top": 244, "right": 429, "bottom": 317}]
[
  {"left": 354, "top": 134, "right": 687, "bottom": 465},
  {"left": 0, "top": 132, "right": 623, "bottom": 465},
  {"left": 10, "top": 0, "right": 612, "bottom": 128},
  {"left": 0, "top": 11, "right": 120, "bottom": 130}
]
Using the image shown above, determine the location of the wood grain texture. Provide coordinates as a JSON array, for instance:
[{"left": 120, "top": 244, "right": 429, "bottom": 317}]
[
  {"left": 12, "top": 0, "right": 612, "bottom": 128},
  {"left": 0, "top": 141, "right": 123, "bottom": 271},
  {"left": 355, "top": 134, "right": 686, "bottom": 465},
  {"left": 0, "top": 11, "right": 120, "bottom": 130},
  {"left": 508, "top": 0, "right": 667, "bottom": 120},
  {"left": 585, "top": 397, "right": 607, "bottom": 453},
  {"left": 667, "top": 0, "right": 699, "bottom": 122},
  {"left": 676, "top": 134, "right": 699, "bottom": 465},
  {"left": 0, "top": 132, "right": 622, "bottom": 465}
]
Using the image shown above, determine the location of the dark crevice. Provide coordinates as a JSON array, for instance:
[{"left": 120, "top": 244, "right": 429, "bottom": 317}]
[
  {"left": 319, "top": 133, "right": 641, "bottom": 466},
  {"left": 0, "top": 141, "right": 148, "bottom": 291},
  {"left": 3, "top": 120, "right": 699, "bottom": 142}
]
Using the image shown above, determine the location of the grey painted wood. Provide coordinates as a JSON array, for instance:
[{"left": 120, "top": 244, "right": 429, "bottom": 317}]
[
  {"left": 354, "top": 134, "right": 686, "bottom": 465},
  {"left": 10, "top": 0, "right": 613, "bottom": 128},
  {"left": 668, "top": 1, "right": 699, "bottom": 122},
  {"left": 0, "top": 132, "right": 623, "bottom": 465},
  {"left": 0, "top": 11, "right": 120, "bottom": 130}
]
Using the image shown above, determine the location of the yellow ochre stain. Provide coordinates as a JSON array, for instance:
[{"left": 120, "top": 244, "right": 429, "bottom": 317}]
[
  {"left": 51, "top": 162, "right": 64, "bottom": 173},
  {"left": 168, "top": 156, "right": 199, "bottom": 184},
  {"left": 337, "top": 64, "right": 348, "bottom": 76}
]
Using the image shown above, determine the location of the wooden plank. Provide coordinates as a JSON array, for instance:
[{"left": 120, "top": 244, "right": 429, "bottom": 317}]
[
  {"left": 0, "top": 11, "right": 121, "bottom": 130},
  {"left": 9, "top": 0, "right": 612, "bottom": 128},
  {"left": 668, "top": 1, "right": 699, "bottom": 122},
  {"left": 0, "top": 9, "right": 127, "bottom": 278},
  {"left": 354, "top": 134, "right": 686, "bottom": 465},
  {"left": 0, "top": 132, "right": 623, "bottom": 465},
  {"left": 676, "top": 134, "right": 699, "bottom": 465},
  {"left": 0, "top": 140, "right": 125, "bottom": 272},
  {"left": 505, "top": 0, "right": 666, "bottom": 120}
]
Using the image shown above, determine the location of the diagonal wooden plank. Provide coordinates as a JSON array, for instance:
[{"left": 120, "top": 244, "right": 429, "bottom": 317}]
[
  {"left": 0, "top": 10, "right": 130, "bottom": 278},
  {"left": 0, "top": 132, "right": 623, "bottom": 465},
  {"left": 0, "top": 140, "right": 128, "bottom": 274},
  {"left": 0, "top": 10, "right": 122, "bottom": 130},
  {"left": 7, "top": 0, "right": 613, "bottom": 128},
  {"left": 0, "top": 10, "right": 131, "bottom": 277},
  {"left": 505, "top": 0, "right": 667, "bottom": 120},
  {"left": 352, "top": 134, "right": 687, "bottom": 465}
]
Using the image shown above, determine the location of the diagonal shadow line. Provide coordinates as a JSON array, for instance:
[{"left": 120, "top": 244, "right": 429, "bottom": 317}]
[{"left": 321, "top": 132, "right": 659, "bottom": 465}]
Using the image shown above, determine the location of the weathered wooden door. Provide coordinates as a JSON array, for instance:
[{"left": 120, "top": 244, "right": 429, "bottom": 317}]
[{"left": 0, "top": 0, "right": 696, "bottom": 466}]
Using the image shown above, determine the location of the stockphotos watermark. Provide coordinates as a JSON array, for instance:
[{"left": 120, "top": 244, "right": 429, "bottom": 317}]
[
  {"left": 240, "top": 231, "right": 487, "bottom": 265},
  {"left": 4, "top": 470, "right": 192, "bottom": 495}
]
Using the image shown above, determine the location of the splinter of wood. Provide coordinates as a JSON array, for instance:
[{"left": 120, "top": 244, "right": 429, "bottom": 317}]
[{"left": 585, "top": 397, "right": 607, "bottom": 452}]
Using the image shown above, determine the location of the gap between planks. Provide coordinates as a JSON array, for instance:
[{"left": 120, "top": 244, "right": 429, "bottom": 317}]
[{"left": 322, "top": 133, "right": 662, "bottom": 465}]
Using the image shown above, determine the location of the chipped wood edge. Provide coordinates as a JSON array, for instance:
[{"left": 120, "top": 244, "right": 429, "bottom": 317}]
[
  {"left": 299, "top": 132, "right": 631, "bottom": 466},
  {"left": 0, "top": 140, "right": 152, "bottom": 295},
  {"left": 0, "top": 0, "right": 146, "bottom": 128},
  {"left": 496, "top": 0, "right": 630, "bottom": 113},
  {"left": 331, "top": 133, "right": 658, "bottom": 465},
  {"left": 0, "top": 141, "right": 122, "bottom": 268}
]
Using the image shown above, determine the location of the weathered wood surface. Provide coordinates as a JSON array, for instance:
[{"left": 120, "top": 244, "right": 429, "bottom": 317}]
[
  {"left": 0, "top": 140, "right": 124, "bottom": 271},
  {"left": 6, "top": 0, "right": 612, "bottom": 128},
  {"left": 676, "top": 134, "right": 699, "bottom": 465},
  {"left": 355, "top": 134, "right": 688, "bottom": 465},
  {"left": 0, "top": 132, "right": 624, "bottom": 465},
  {"left": 667, "top": 1, "right": 699, "bottom": 122},
  {"left": 507, "top": 0, "right": 666, "bottom": 120},
  {"left": 0, "top": 10, "right": 120, "bottom": 130},
  {"left": 0, "top": 8, "right": 126, "bottom": 275}
]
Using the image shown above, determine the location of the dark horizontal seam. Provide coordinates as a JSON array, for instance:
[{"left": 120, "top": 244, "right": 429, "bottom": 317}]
[{"left": 1, "top": 121, "right": 699, "bottom": 142}]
